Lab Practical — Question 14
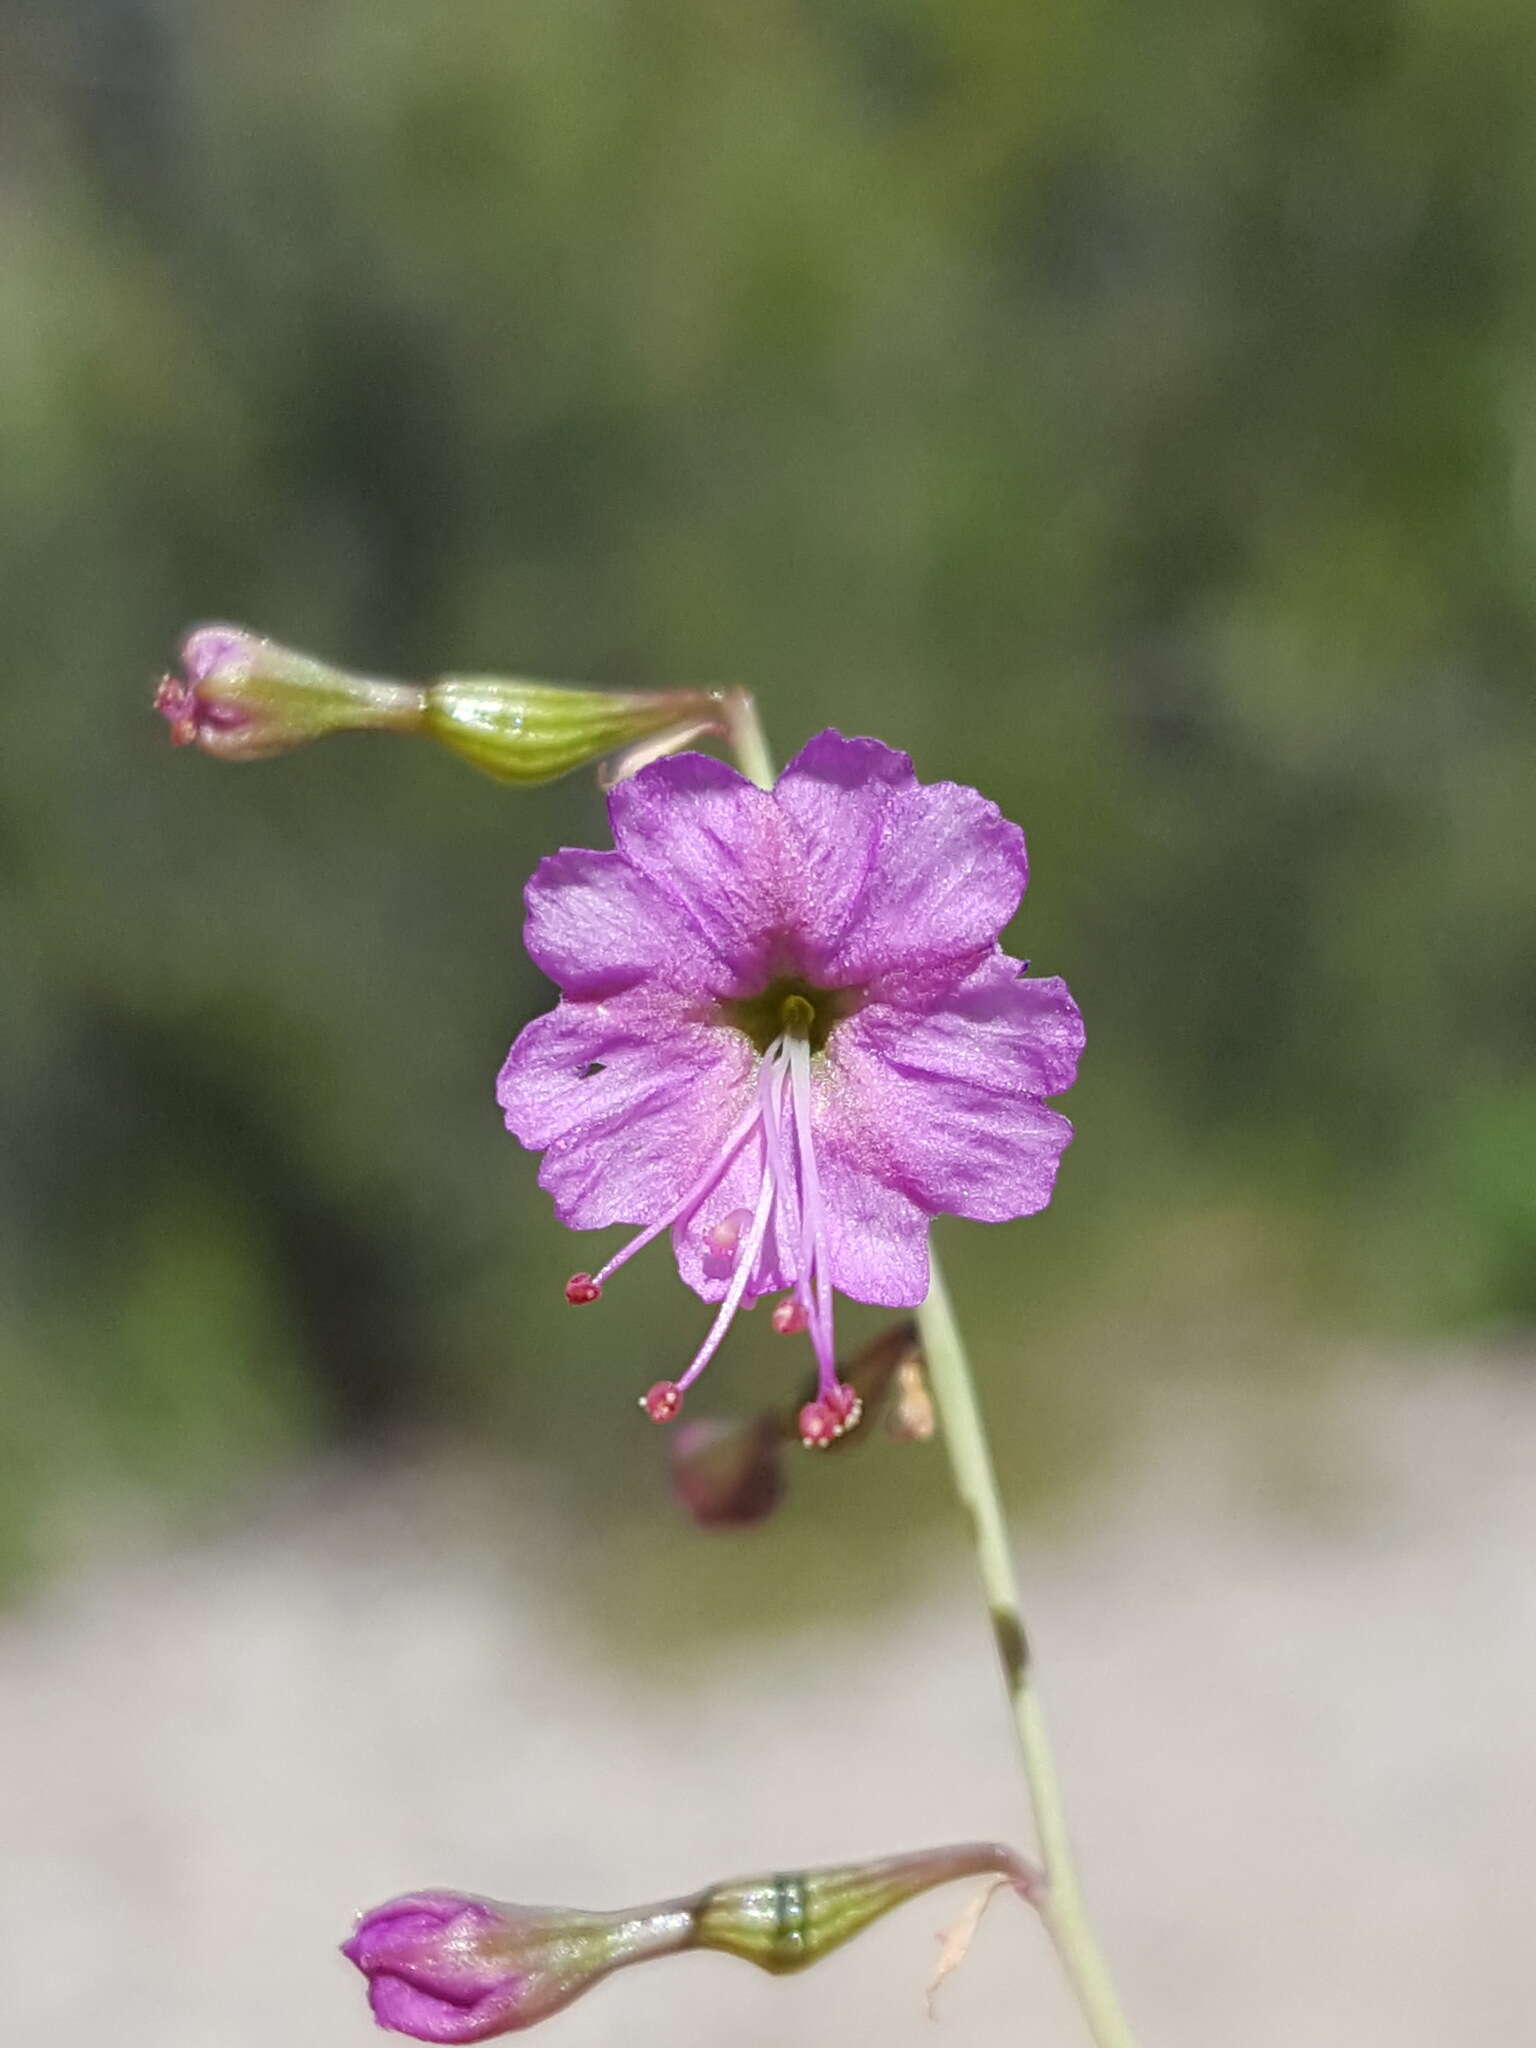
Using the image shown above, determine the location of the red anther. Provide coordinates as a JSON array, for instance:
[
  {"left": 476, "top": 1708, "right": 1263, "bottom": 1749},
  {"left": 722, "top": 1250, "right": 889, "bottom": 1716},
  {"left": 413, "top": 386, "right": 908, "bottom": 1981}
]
[
  {"left": 798, "top": 1400, "right": 837, "bottom": 1449},
  {"left": 564, "top": 1272, "right": 602, "bottom": 1305},
  {"left": 826, "top": 1380, "right": 861, "bottom": 1426},
  {"left": 641, "top": 1380, "right": 683, "bottom": 1424},
  {"left": 798, "top": 1387, "right": 864, "bottom": 1450},
  {"left": 770, "top": 1295, "right": 808, "bottom": 1335}
]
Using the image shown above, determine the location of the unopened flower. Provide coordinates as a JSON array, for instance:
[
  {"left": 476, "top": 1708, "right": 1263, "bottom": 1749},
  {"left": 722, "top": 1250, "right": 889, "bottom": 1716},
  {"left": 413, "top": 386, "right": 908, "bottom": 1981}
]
[
  {"left": 667, "top": 1318, "right": 930, "bottom": 1525},
  {"left": 498, "top": 733, "right": 1082, "bottom": 1444},
  {"left": 668, "top": 1413, "right": 785, "bottom": 1527},
  {"left": 156, "top": 625, "right": 423, "bottom": 761},
  {"left": 343, "top": 1843, "right": 1038, "bottom": 2039},
  {"left": 156, "top": 624, "right": 725, "bottom": 783}
]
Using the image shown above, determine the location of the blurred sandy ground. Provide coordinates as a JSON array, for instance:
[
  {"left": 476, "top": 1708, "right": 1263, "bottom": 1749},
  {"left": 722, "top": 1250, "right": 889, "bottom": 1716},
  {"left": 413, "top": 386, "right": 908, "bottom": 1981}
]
[{"left": 2, "top": 1352, "right": 1532, "bottom": 2048}]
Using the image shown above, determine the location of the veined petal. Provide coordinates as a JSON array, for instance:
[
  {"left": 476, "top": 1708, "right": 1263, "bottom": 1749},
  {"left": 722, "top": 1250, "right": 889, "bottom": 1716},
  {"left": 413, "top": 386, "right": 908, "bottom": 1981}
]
[
  {"left": 819, "top": 777, "right": 1029, "bottom": 985},
  {"left": 808, "top": 1062, "right": 933, "bottom": 1306},
  {"left": 815, "top": 1140, "right": 933, "bottom": 1306},
  {"left": 770, "top": 730, "right": 916, "bottom": 978},
  {"left": 523, "top": 846, "right": 730, "bottom": 998},
  {"left": 606, "top": 752, "right": 780, "bottom": 992},
  {"left": 824, "top": 970, "right": 1079, "bottom": 1223},
  {"left": 367, "top": 1973, "right": 520, "bottom": 2044},
  {"left": 869, "top": 954, "right": 1084, "bottom": 1097},
  {"left": 497, "top": 991, "right": 752, "bottom": 1231}
]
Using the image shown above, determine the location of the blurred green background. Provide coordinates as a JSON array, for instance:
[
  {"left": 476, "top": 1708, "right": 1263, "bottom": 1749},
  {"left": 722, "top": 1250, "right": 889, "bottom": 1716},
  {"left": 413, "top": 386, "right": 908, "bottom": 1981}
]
[{"left": 2, "top": 0, "right": 1534, "bottom": 1596}]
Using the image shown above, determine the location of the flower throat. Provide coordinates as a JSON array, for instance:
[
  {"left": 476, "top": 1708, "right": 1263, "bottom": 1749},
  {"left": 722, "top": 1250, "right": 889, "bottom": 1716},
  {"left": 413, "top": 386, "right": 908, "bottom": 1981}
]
[{"left": 721, "top": 978, "right": 856, "bottom": 1056}]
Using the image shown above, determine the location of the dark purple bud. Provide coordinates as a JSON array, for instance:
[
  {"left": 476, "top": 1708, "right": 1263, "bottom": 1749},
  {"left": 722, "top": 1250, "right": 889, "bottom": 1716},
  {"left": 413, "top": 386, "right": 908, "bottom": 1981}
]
[{"left": 668, "top": 1414, "right": 786, "bottom": 1527}]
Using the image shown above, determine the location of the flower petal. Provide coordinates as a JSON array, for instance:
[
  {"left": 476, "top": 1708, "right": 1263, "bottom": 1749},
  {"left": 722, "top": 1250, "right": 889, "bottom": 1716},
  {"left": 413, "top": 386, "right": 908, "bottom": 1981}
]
[
  {"left": 874, "top": 953, "right": 1085, "bottom": 1097},
  {"left": 522, "top": 846, "right": 729, "bottom": 998},
  {"left": 812, "top": 1089, "right": 933, "bottom": 1306},
  {"left": 819, "top": 777, "right": 1029, "bottom": 986},
  {"left": 770, "top": 731, "right": 917, "bottom": 979},
  {"left": 823, "top": 960, "right": 1081, "bottom": 1223},
  {"left": 368, "top": 1973, "right": 520, "bottom": 2044},
  {"left": 497, "top": 991, "right": 752, "bottom": 1231},
  {"left": 605, "top": 751, "right": 779, "bottom": 994}
]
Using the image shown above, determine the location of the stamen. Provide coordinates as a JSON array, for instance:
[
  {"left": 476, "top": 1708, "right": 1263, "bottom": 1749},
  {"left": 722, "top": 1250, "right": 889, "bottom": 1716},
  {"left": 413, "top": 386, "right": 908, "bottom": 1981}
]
[
  {"left": 798, "top": 1387, "right": 864, "bottom": 1449},
  {"left": 785, "top": 1033, "right": 837, "bottom": 1394},
  {"left": 571, "top": 1020, "right": 851, "bottom": 1428},
  {"left": 641, "top": 1381, "right": 683, "bottom": 1423},
  {"left": 704, "top": 1208, "right": 752, "bottom": 1256},
  {"left": 780, "top": 991, "right": 815, "bottom": 1040},
  {"left": 701, "top": 1206, "right": 754, "bottom": 1279},
  {"left": 571, "top": 1093, "right": 764, "bottom": 1301},
  {"left": 665, "top": 1054, "right": 787, "bottom": 1406},
  {"left": 756, "top": 1033, "right": 806, "bottom": 1329}
]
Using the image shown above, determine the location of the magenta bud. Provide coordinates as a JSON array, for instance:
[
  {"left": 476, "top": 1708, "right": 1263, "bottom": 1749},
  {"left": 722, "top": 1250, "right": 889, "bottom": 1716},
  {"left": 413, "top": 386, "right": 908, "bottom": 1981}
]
[
  {"left": 341, "top": 1889, "right": 693, "bottom": 2041},
  {"left": 668, "top": 1414, "right": 786, "bottom": 1527}
]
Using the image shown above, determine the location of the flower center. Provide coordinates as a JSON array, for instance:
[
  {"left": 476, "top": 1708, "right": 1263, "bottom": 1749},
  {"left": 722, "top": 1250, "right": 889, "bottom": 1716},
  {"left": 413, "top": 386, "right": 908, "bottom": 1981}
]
[
  {"left": 560, "top": 1001, "right": 861, "bottom": 1447},
  {"left": 720, "top": 977, "right": 854, "bottom": 1056}
]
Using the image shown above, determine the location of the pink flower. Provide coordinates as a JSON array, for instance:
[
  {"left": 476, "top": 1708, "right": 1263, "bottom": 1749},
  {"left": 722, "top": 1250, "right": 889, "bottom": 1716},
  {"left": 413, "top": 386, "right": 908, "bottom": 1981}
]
[{"left": 497, "top": 732, "right": 1082, "bottom": 1444}]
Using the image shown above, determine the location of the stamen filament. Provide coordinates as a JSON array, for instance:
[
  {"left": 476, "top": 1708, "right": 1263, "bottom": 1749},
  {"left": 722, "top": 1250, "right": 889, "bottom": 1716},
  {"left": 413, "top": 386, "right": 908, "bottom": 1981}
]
[
  {"left": 587, "top": 1092, "right": 763, "bottom": 1291},
  {"left": 786, "top": 1034, "right": 837, "bottom": 1394},
  {"left": 671, "top": 1051, "right": 786, "bottom": 1394},
  {"left": 756, "top": 1033, "right": 802, "bottom": 1309}
]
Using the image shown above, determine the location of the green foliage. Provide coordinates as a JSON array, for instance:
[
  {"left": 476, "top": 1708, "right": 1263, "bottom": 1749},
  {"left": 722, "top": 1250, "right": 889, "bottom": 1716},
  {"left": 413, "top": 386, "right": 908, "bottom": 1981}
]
[{"left": 2, "top": 0, "right": 1533, "bottom": 1580}]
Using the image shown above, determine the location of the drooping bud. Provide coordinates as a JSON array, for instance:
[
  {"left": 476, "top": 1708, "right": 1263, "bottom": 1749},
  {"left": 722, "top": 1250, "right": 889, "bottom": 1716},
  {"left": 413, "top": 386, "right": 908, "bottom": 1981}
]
[
  {"left": 156, "top": 625, "right": 423, "bottom": 762},
  {"left": 660, "top": 1320, "right": 930, "bottom": 1528},
  {"left": 668, "top": 1414, "right": 785, "bottom": 1527},
  {"left": 157, "top": 624, "right": 727, "bottom": 784},
  {"left": 342, "top": 1844, "right": 1039, "bottom": 2040}
]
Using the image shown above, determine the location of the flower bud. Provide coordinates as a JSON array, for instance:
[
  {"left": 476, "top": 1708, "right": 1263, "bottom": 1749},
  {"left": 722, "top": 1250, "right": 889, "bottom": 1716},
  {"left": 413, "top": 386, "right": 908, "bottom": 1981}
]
[
  {"left": 156, "top": 625, "right": 424, "bottom": 762},
  {"left": 157, "top": 624, "right": 727, "bottom": 784},
  {"left": 341, "top": 1889, "right": 695, "bottom": 2042},
  {"left": 343, "top": 1844, "right": 1039, "bottom": 2040},
  {"left": 668, "top": 1414, "right": 785, "bottom": 1528}
]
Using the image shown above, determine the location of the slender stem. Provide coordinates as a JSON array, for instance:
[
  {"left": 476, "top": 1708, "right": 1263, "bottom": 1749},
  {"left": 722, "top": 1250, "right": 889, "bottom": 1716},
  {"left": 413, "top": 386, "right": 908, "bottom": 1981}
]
[
  {"left": 723, "top": 689, "right": 1138, "bottom": 2048},
  {"left": 916, "top": 1263, "right": 1138, "bottom": 2048}
]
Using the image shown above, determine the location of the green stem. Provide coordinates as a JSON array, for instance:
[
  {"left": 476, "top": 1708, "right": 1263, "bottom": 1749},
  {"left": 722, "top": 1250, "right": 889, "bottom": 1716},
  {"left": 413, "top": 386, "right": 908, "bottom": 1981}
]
[
  {"left": 916, "top": 1264, "right": 1138, "bottom": 2048},
  {"left": 723, "top": 689, "right": 1138, "bottom": 2048}
]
